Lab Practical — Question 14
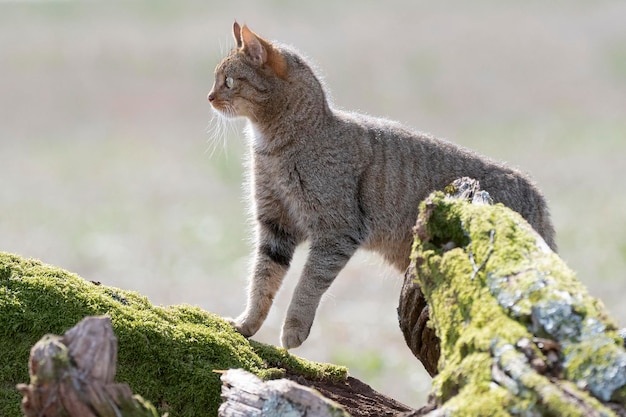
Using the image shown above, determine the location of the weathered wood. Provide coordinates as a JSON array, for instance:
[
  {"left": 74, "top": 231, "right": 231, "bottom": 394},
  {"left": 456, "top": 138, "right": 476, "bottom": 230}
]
[
  {"left": 217, "top": 368, "right": 351, "bottom": 417},
  {"left": 16, "top": 315, "right": 159, "bottom": 417},
  {"left": 398, "top": 177, "right": 626, "bottom": 416}
]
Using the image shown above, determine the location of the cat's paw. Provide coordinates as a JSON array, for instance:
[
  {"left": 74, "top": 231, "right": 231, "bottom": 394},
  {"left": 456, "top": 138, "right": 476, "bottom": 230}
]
[
  {"left": 224, "top": 316, "right": 257, "bottom": 338},
  {"left": 280, "top": 317, "right": 312, "bottom": 350}
]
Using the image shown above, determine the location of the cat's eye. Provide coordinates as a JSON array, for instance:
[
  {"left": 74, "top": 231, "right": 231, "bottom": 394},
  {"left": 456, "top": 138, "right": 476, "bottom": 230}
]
[{"left": 225, "top": 76, "right": 234, "bottom": 89}]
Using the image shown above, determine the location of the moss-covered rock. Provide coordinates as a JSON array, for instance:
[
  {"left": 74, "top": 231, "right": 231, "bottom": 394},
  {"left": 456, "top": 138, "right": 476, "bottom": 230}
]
[
  {"left": 0, "top": 252, "right": 346, "bottom": 417},
  {"left": 410, "top": 186, "right": 626, "bottom": 416}
]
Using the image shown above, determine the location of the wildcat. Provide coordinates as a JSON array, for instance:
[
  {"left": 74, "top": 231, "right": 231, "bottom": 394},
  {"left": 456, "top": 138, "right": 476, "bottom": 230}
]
[{"left": 208, "top": 22, "right": 556, "bottom": 349}]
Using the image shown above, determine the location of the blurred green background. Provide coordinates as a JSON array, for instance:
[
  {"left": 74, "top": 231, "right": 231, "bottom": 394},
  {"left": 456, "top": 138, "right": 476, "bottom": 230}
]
[{"left": 1, "top": 0, "right": 625, "bottom": 408}]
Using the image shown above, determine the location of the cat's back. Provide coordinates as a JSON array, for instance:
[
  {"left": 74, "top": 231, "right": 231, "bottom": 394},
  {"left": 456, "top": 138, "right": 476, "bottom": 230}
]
[
  {"left": 333, "top": 109, "right": 527, "bottom": 196},
  {"left": 330, "top": 109, "right": 556, "bottom": 252},
  {"left": 331, "top": 110, "right": 472, "bottom": 196}
]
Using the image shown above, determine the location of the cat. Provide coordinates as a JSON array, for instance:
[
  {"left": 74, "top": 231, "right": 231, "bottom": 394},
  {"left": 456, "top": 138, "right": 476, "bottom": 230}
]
[{"left": 207, "top": 22, "right": 556, "bottom": 349}]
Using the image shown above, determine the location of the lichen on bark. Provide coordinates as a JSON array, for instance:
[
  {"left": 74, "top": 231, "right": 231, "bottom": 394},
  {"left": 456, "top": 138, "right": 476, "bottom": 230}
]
[{"left": 408, "top": 179, "right": 626, "bottom": 416}]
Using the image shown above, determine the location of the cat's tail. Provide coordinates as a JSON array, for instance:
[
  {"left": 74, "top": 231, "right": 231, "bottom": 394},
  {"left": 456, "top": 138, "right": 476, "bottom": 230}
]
[
  {"left": 535, "top": 200, "right": 557, "bottom": 252},
  {"left": 520, "top": 176, "right": 558, "bottom": 253}
]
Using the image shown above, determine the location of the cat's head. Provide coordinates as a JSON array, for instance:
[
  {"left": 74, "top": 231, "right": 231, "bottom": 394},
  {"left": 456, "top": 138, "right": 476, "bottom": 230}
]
[{"left": 207, "top": 22, "right": 288, "bottom": 121}]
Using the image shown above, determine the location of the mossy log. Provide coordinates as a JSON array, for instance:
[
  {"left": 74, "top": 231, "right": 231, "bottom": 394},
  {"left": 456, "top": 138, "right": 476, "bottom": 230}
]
[
  {"left": 398, "top": 178, "right": 626, "bottom": 416},
  {"left": 0, "top": 252, "right": 409, "bottom": 417},
  {"left": 15, "top": 317, "right": 351, "bottom": 417},
  {"left": 0, "top": 252, "right": 349, "bottom": 416}
]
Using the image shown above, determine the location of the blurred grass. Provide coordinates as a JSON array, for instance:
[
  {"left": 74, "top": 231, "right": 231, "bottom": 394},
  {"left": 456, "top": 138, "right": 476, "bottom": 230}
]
[{"left": 1, "top": 0, "right": 626, "bottom": 409}]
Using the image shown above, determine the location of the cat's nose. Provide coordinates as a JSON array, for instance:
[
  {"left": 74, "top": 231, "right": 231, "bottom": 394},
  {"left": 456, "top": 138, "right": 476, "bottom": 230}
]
[{"left": 207, "top": 92, "right": 216, "bottom": 102}]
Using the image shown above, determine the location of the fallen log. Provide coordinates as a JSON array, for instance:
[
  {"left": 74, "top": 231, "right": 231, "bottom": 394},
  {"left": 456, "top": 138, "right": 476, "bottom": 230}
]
[
  {"left": 398, "top": 177, "right": 626, "bottom": 416},
  {"left": 2, "top": 252, "right": 409, "bottom": 417},
  {"left": 14, "top": 312, "right": 411, "bottom": 417}
]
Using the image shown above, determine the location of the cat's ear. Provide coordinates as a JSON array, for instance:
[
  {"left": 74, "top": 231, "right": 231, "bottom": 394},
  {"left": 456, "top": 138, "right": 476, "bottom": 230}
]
[
  {"left": 233, "top": 21, "right": 243, "bottom": 49},
  {"left": 241, "top": 24, "right": 268, "bottom": 67},
  {"left": 240, "top": 25, "right": 288, "bottom": 79}
]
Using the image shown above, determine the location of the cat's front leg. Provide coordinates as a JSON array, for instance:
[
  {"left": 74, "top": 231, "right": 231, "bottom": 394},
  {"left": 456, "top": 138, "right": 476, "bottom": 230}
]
[
  {"left": 230, "top": 218, "right": 298, "bottom": 337},
  {"left": 281, "top": 236, "right": 359, "bottom": 349}
]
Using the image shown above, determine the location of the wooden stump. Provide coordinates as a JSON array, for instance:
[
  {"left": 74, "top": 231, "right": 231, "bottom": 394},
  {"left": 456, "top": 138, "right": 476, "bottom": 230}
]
[{"left": 16, "top": 316, "right": 159, "bottom": 417}]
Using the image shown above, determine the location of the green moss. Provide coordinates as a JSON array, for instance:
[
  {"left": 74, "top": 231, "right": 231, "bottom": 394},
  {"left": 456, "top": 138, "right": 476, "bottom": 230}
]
[
  {"left": 0, "top": 252, "right": 346, "bottom": 417},
  {"left": 249, "top": 340, "right": 347, "bottom": 382},
  {"left": 411, "top": 190, "right": 626, "bottom": 415}
]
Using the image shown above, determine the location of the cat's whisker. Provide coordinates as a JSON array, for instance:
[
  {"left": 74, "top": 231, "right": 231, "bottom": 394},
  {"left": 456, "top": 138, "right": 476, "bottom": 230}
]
[
  {"left": 218, "top": 36, "right": 232, "bottom": 58},
  {"left": 206, "top": 110, "right": 231, "bottom": 157},
  {"left": 226, "top": 108, "right": 240, "bottom": 138},
  {"left": 218, "top": 38, "right": 225, "bottom": 58},
  {"left": 207, "top": 103, "right": 243, "bottom": 157}
]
